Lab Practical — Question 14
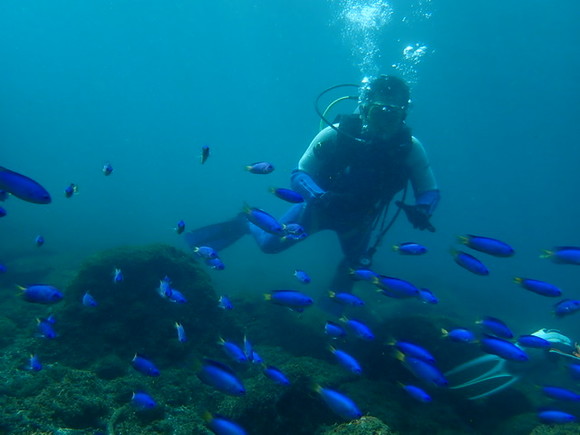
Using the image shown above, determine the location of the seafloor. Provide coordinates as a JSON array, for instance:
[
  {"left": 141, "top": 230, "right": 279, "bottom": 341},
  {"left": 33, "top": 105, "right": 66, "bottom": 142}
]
[{"left": 0, "top": 244, "right": 577, "bottom": 434}]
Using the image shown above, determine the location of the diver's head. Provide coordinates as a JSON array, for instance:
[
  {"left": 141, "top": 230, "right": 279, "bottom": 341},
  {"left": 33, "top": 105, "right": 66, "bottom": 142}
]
[{"left": 359, "top": 75, "right": 410, "bottom": 140}]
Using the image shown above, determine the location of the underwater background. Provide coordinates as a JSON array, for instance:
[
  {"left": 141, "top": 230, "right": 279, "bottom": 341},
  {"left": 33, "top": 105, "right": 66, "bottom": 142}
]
[{"left": 1, "top": 0, "right": 580, "bottom": 434}]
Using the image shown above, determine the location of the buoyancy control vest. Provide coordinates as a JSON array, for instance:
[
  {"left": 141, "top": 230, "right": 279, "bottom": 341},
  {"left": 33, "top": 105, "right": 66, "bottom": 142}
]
[{"left": 312, "top": 114, "right": 414, "bottom": 210}]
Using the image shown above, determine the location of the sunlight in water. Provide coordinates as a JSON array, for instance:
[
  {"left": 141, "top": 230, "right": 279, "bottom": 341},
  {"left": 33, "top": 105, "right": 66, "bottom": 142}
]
[{"left": 336, "top": 0, "right": 393, "bottom": 77}]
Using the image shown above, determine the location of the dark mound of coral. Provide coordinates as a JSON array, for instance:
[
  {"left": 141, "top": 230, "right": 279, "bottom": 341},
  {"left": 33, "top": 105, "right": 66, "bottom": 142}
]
[{"left": 44, "top": 244, "right": 221, "bottom": 372}]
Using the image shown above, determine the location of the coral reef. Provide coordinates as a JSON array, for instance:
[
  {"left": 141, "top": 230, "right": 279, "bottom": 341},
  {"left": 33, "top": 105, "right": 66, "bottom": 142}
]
[
  {"left": 320, "top": 415, "right": 396, "bottom": 435},
  {"left": 46, "top": 244, "right": 222, "bottom": 370}
]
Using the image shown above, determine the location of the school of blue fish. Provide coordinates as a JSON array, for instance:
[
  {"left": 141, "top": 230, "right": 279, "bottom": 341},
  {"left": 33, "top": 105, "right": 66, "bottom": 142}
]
[{"left": 3, "top": 159, "right": 580, "bottom": 433}]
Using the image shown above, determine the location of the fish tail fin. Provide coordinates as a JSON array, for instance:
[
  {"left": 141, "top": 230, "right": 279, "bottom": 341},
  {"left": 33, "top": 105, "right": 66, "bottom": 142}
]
[
  {"left": 540, "top": 249, "right": 553, "bottom": 259},
  {"left": 441, "top": 328, "right": 449, "bottom": 337},
  {"left": 202, "top": 411, "right": 213, "bottom": 423},
  {"left": 457, "top": 235, "right": 468, "bottom": 245},
  {"left": 392, "top": 245, "right": 399, "bottom": 252},
  {"left": 264, "top": 293, "right": 272, "bottom": 301},
  {"left": 394, "top": 350, "right": 405, "bottom": 362},
  {"left": 513, "top": 277, "right": 523, "bottom": 285}
]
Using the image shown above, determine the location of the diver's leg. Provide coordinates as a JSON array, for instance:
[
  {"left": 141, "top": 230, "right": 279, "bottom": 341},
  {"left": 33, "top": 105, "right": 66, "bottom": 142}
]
[
  {"left": 330, "top": 226, "right": 374, "bottom": 293},
  {"left": 184, "top": 213, "right": 249, "bottom": 252},
  {"left": 250, "top": 203, "right": 314, "bottom": 254},
  {"left": 318, "top": 226, "right": 373, "bottom": 317}
]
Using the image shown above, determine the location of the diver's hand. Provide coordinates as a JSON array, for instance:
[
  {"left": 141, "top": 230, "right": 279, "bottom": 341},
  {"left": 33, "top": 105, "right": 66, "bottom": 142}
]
[{"left": 396, "top": 201, "right": 435, "bottom": 232}]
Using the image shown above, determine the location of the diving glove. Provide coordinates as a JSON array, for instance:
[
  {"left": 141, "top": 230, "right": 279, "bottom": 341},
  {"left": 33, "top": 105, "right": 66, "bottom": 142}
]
[{"left": 396, "top": 201, "right": 435, "bottom": 232}]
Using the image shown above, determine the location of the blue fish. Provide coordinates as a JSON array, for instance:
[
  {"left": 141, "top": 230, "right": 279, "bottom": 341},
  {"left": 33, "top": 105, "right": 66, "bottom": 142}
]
[
  {"left": 102, "top": 162, "right": 113, "bottom": 176},
  {"left": 245, "top": 161, "right": 274, "bottom": 174},
  {"left": 131, "top": 391, "right": 157, "bottom": 410},
  {"left": 397, "top": 353, "right": 448, "bottom": 387},
  {"left": 294, "top": 269, "right": 311, "bottom": 284},
  {"left": 0, "top": 207, "right": 6, "bottom": 217},
  {"left": 315, "top": 386, "right": 362, "bottom": 420},
  {"left": 64, "top": 183, "right": 78, "bottom": 198},
  {"left": 168, "top": 289, "right": 187, "bottom": 304},
  {"left": 218, "top": 295, "right": 234, "bottom": 310},
  {"left": 250, "top": 351, "right": 263, "bottom": 364},
  {"left": 203, "top": 412, "right": 247, "bottom": 435},
  {"left": 400, "top": 383, "right": 432, "bottom": 403},
  {"left": 132, "top": 354, "right": 160, "bottom": 377},
  {"left": 554, "top": 299, "right": 580, "bottom": 317},
  {"left": 391, "top": 340, "right": 436, "bottom": 364},
  {"left": 175, "top": 220, "right": 186, "bottom": 234},
  {"left": 480, "top": 336, "right": 528, "bottom": 362},
  {"left": 328, "top": 291, "right": 364, "bottom": 306},
  {"left": 329, "top": 346, "right": 362, "bottom": 375},
  {"left": 452, "top": 250, "right": 489, "bottom": 275},
  {"left": 517, "top": 335, "right": 551, "bottom": 349},
  {"left": 20, "top": 285, "right": 63, "bottom": 304},
  {"left": 218, "top": 338, "right": 247, "bottom": 363},
  {"left": 264, "top": 290, "right": 313, "bottom": 312},
  {"left": 443, "top": 327, "right": 476, "bottom": 345},
  {"left": 541, "top": 247, "right": 580, "bottom": 265},
  {"left": 417, "top": 288, "right": 438, "bottom": 304},
  {"left": 37, "top": 318, "right": 57, "bottom": 339},
  {"left": 157, "top": 277, "right": 172, "bottom": 299},
  {"left": 325, "top": 321, "right": 347, "bottom": 339},
  {"left": 271, "top": 187, "right": 304, "bottom": 203},
  {"left": 264, "top": 366, "right": 291, "bottom": 386},
  {"left": 373, "top": 275, "right": 420, "bottom": 298},
  {"left": 113, "top": 268, "right": 123, "bottom": 283},
  {"left": 175, "top": 322, "right": 187, "bottom": 343},
  {"left": 200, "top": 145, "right": 210, "bottom": 165},
  {"left": 35, "top": 235, "right": 45, "bottom": 247},
  {"left": 341, "top": 317, "right": 374, "bottom": 341},
  {"left": 393, "top": 242, "right": 428, "bottom": 255},
  {"left": 0, "top": 190, "right": 8, "bottom": 201},
  {"left": 0, "top": 166, "right": 51, "bottom": 204},
  {"left": 27, "top": 354, "right": 42, "bottom": 371},
  {"left": 0, "top": 264, "right": 6, "bottom": 273},
  {"left": 82, "top": 291, "right": 98, "bottom": 307},
  {"left": 349, "top": 268, "right": 378, "bottom": 281},
  {"left": 514, "top": 277, "right": 562, "bottom": 297},
  {"left": 542, "top": 386, "right": 580, "bottom": 401},
  {"left": 206, "top": 257, "right": 225, "bottom": 270},
  {"left": 244, "top": 207, "right": 285, "bottom": 237},
  {"left": 478, "top": 316, "right": 513, "bottom": 339},
  {"left": 194, "top": 245, "right": 219, "bottom": 260},
  {"left": 458, "top": 234, "right": 515, "bottom": 257},
  {"left": 197, "top": 359, "right": 245, "bottom": 396},
  {"left": 538, "top": 410, "right": 577, "bottom": 424}
]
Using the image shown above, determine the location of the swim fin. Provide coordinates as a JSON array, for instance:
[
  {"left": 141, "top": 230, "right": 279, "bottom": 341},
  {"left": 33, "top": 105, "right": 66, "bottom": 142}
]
[
  {"left": 445, "top": 354, "right": 520, "bottom": 400},
  {"left": 184, "top": 213, "right": 249, "bottom": 252}
]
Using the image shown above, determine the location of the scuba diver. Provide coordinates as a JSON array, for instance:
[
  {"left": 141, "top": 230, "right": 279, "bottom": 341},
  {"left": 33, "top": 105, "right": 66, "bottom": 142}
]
[
  {"left": 446, "top": 328, "right": 580, "bottom": 400},
  {"left": 185, "top": 75, "right": 440, "bottom": 294}
]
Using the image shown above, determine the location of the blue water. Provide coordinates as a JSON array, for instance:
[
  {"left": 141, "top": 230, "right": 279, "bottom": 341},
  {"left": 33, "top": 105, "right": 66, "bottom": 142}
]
[{"left": 1, "top": 0, "right": 580, "bottom": 432}]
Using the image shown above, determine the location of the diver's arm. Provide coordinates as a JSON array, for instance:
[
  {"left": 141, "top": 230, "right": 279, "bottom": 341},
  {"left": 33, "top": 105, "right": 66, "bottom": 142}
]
[
  {"left": 291, "top": 170, "right": 325, "bottom": 202},
  {"left": 291, "top": 127, "right": 337, "bottom": 202},
  {"left": 297, "top": 126, "right": 337, "bottom": 175},
  {"left": 406, "top": 136, "right": 440, "bottom": 215}
]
